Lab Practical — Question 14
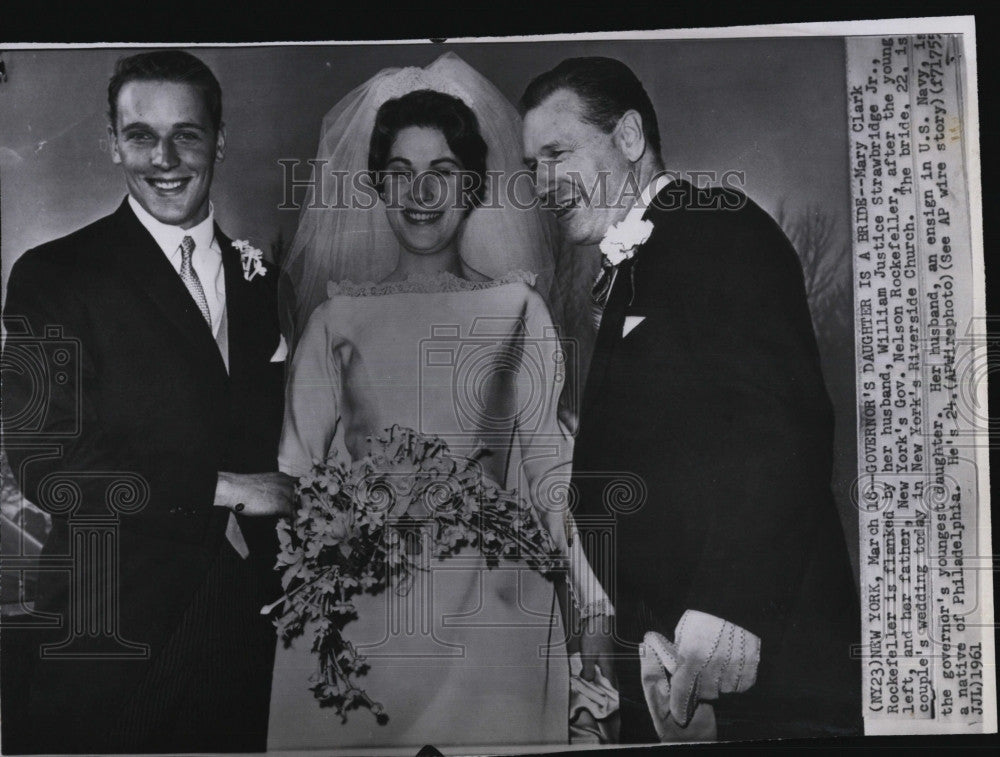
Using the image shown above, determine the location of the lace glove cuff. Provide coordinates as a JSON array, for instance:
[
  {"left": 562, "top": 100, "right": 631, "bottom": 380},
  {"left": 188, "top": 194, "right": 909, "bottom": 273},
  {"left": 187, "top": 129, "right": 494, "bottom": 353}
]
[{"left": 565, "top": 518, "right": 615, "bottom": 620}]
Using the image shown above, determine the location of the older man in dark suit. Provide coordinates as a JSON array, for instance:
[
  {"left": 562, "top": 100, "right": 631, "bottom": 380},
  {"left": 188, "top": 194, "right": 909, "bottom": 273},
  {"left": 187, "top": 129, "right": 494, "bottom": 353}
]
[
  {"left": 2, "top": 50, "right": 290, "bottom": 753},
  {"left": 522, "top": 57, "right": 861, "bottom": 742}
]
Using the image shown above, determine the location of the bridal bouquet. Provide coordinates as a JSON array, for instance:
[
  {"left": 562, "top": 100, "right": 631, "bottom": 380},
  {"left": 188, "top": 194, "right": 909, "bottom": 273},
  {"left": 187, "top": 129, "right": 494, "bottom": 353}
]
[{"left": 266, "top": 425, "right": 562, "bottom": 723}]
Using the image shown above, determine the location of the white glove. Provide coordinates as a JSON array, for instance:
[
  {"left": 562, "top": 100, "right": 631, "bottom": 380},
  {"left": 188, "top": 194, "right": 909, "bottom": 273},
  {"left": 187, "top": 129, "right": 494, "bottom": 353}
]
[
  {"left": 639, "top": 633, "right": 717, "bottom": 741},
  {"left": 639, "top": 609, "right": 761, "bottom": 739}
]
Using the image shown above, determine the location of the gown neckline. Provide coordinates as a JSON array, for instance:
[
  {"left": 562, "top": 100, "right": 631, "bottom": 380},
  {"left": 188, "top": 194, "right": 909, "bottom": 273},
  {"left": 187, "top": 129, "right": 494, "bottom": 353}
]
[{"left": 326, "top": 269, "right": 536, "bottom": 298}]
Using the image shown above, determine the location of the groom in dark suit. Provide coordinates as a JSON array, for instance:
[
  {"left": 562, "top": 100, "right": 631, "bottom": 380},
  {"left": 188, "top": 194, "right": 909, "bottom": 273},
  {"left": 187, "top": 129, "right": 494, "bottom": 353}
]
[
  {"left": 523, "top": 57, "right": 860, "bottom": 742},
  {"left": 2, "top": 50, "right": 290, "bottom": 753}
]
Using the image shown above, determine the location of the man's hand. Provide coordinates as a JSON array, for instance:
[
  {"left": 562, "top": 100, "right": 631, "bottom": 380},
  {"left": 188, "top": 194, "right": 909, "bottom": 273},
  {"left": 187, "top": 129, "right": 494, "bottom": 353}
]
[{"left": 214, "top": 471, "right": 295, "bottom": 517}]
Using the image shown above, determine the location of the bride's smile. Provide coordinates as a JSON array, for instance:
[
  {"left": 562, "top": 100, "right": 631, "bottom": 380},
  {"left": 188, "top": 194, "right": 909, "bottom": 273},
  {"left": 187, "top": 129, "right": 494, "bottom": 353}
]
[{"left": 400, "top": 207, "right": 444, "bottom": 224}]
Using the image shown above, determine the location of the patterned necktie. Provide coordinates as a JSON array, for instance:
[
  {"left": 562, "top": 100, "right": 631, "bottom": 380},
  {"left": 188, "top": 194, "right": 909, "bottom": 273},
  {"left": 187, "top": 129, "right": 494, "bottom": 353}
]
[
  {"left": 590, "top": 258, "right": 618, "bottom": 331},
  {"left": 178, "top": 235, "right": 212, "bottom": 327}
]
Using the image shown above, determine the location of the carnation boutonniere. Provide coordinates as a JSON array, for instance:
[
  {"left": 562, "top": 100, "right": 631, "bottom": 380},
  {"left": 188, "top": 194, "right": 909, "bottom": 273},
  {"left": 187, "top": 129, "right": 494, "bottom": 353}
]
[
  {"left": 232, "top": 240, "right": 267, "bottom": 281},
  {"left": 599, "top": 217, "right": 655, "bottom": 266}
]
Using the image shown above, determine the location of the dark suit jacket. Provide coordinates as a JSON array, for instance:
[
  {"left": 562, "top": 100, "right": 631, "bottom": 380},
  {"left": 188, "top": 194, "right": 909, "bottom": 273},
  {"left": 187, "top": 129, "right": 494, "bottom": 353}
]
[
  {"left": 1, "top": 199, "right": 285, "bottom": 753},
  {"left": 572, "top": 181, "right": 860, "bottom": 740}
]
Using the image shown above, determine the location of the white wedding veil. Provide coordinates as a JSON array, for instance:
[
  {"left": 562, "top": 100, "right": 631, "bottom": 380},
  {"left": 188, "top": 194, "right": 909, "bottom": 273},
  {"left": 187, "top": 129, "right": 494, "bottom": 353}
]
[{"left": 278, "top": 52, "right": 560, "bottom": 344}]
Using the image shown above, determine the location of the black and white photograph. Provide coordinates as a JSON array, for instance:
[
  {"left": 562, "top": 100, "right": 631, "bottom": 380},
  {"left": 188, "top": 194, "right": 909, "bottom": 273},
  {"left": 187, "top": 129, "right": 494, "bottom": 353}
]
[{"left": 0, "top": 14, "right": 993, "bottom": 755}]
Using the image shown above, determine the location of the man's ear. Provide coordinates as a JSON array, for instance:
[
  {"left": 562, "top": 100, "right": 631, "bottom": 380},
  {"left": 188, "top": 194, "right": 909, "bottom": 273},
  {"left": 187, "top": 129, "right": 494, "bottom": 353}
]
[
  {"left": 108, "top": 125, "right": 122, "bottom": 165},
  {"left": 613, "top": 110, "right": 646, "bottom": 164},
  {"left": 215, "top": 123, "right": 227, "bottom": 162}
]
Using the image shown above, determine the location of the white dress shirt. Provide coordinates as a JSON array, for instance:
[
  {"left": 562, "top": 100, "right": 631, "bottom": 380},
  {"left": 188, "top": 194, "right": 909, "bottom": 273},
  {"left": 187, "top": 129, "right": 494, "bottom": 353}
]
[{"left": 129, "top": 196, "right": 226, "bottom": 338}]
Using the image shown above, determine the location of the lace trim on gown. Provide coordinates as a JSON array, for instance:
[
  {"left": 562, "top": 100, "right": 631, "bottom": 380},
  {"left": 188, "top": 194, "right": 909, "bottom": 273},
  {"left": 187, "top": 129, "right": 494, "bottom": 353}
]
[{"left": 326, "top": 269, "right": 537, "bottom": 298}]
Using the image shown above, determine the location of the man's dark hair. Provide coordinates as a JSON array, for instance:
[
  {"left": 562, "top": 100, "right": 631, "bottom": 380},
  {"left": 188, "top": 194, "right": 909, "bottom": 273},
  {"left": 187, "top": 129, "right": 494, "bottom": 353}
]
[
  {"left": 521, "top": 56, "right": 661, "bottom": 159},
  {"left": 368, "top": 89, "right": 488, "bottom": 209},
  {"left": 108, "top": 50, "right": 222, "bottom": 132}
]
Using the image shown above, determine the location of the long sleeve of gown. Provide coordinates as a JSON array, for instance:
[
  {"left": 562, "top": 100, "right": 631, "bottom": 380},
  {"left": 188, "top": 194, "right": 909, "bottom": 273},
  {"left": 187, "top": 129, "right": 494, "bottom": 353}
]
[
  {"left": 278, "top": 300, "right": 346, "bottom": 479},
  {"left": 514, "top": 288, "right": 612, "bottom": 615}
]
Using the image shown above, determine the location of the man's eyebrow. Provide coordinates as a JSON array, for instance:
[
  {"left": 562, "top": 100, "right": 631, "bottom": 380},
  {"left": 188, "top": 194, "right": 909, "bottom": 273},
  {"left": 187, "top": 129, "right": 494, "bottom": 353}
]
[{"left": 119, "top": 121, "right": 207, "bottom": 132}]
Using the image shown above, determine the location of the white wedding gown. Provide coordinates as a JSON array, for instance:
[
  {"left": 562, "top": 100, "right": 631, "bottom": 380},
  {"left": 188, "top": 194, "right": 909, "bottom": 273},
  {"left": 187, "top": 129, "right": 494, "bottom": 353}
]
[{"left": 268, "top": 271, "right": 571, "bottom": 753}]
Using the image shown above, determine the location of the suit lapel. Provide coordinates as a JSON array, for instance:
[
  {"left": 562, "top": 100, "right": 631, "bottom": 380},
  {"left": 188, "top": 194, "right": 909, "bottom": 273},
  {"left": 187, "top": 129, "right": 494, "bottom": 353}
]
[
  {"left": 110, "top": 198, "right": 229, "bottom": 382},
  {"left": 580, "top": 255, "right": 635, "bottom": 415},
  {"left": 218, "top": 228, "right": 278, "bottom": 382},
  {"left": 218, "top": 228, "right": 248, "bottom": 379},
  {"left": 580, "top": 184, "right": 679, "bottom": 416}
]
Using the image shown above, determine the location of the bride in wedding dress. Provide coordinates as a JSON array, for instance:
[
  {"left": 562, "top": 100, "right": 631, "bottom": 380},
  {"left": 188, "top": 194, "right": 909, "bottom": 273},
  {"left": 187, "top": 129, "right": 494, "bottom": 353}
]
[{"left": 268, "top": 53, "right": 613, "bottom": 752}]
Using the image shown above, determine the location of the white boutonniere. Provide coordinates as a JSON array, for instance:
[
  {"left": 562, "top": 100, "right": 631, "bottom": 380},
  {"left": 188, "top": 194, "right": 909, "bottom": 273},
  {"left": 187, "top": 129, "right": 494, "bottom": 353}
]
[
  {"left": 599, "top": 217, "right": 655, "bottom": 266},
  {"left": 232, "top": 240, "right": 267, "bottom": 281}
]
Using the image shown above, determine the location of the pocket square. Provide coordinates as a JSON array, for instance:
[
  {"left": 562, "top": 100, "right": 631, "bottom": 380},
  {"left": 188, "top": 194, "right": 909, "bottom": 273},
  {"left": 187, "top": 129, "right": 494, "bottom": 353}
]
[
  {"left": 270, "top": 335, "right": 288, "bottom": 363},
  {"left": 622, "top": 315, "right": 646, "bottom": 337}
]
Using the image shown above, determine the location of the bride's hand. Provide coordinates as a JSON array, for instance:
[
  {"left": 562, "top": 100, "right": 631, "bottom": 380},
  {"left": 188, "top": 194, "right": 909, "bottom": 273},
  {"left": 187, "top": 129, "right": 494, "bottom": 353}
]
[{"left": 579, "top": 615, "right": 616, "bottom": 684}]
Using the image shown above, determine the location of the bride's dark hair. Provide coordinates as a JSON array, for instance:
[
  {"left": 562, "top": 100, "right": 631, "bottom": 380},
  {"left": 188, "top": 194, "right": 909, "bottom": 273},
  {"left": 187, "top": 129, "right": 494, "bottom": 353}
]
[{"left": 368, "top": 89, "right": 489, "bottom": 209}]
